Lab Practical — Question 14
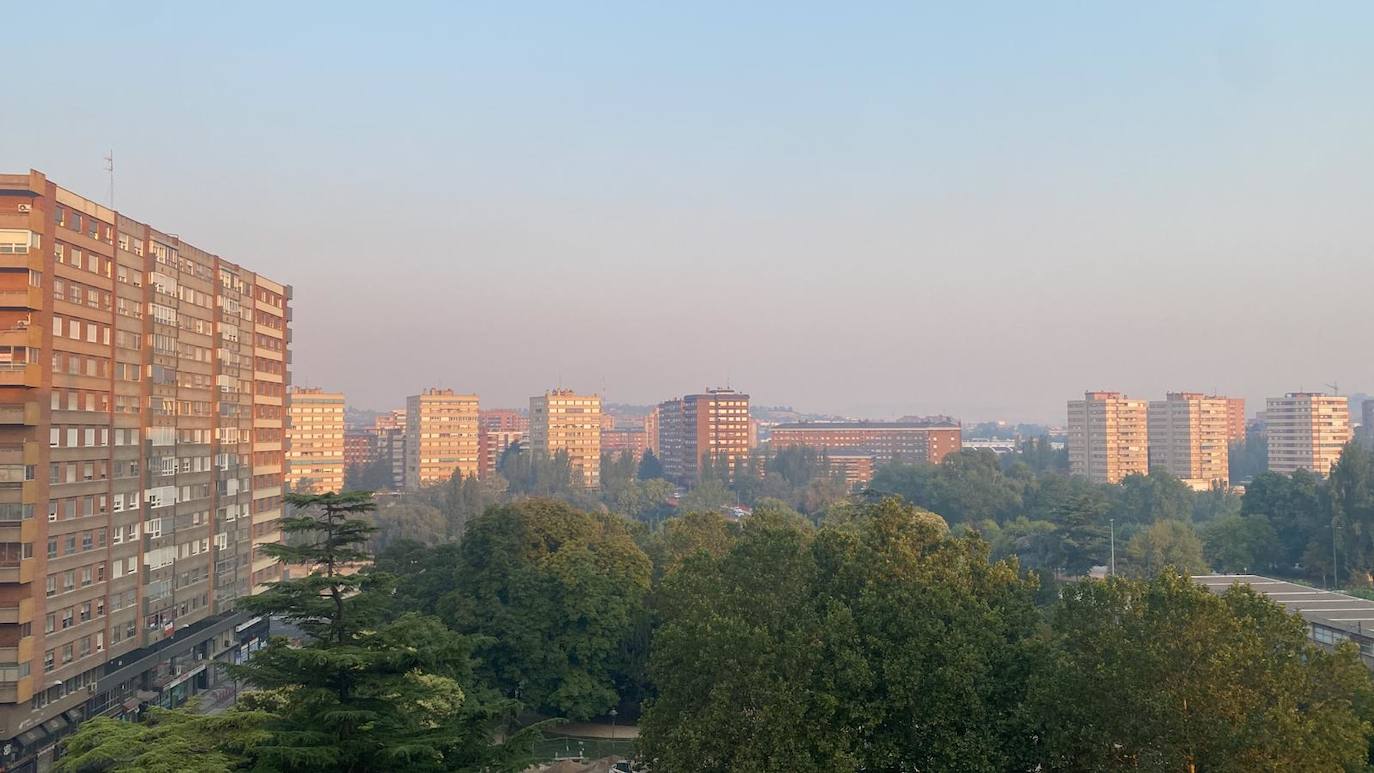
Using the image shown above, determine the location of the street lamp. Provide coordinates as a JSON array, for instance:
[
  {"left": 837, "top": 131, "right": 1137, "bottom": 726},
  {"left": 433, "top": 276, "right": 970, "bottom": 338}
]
[
  {"left": 1109, "top": 518, "right": 1116, "bottom": 577},
  {"left": 609, "top": 708, "right": 618, "bottom": 743}
]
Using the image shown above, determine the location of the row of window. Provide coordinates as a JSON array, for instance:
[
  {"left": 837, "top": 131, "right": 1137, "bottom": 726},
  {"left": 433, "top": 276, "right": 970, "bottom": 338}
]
[
  {"left": 54, "top": 242, "right": 113, "bottom": 276},
  {"left": 44, "top": 562, "right": 108, "bottom": 597},
  {"left": 54, "top": 208, "right": 114, "bottom": 243},
  {"left": 42, "top": 631, "right": 105, "bottom": 673},
  {"left": 52, "top": 275, "right": 112, "bottom": 310}
]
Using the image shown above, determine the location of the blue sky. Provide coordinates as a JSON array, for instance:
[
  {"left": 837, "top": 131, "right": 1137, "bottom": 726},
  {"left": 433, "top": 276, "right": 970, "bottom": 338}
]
[{"left": 5, "top": 2, "right": 1373, "bottom": 421}]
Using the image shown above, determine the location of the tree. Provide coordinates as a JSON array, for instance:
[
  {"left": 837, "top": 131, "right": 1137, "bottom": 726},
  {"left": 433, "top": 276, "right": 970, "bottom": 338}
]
[
  {"left": 345, "top": 455, "right": 393, "bottom": 492},
  {"left": 232, "top": 491, "right": 529, "bottom": 772},
  {"left": 1025, "top": 572, "right": 1374, "bottom": 771},
  {"left": 637, "top": 449, "right": 665, "bottom": 480},
  {"left": 438, "top": 499, "right": 652, "bottom": 720},
  {"left": 1111, "top": 470, "right": 1194, "bottom": 525},
  {"left": 367, "top": 500, "right": 445, "bottom": 552},
  {"left": 1202, "top": 514, "right": 1279, "bottom": 573},
  {"left": 1119, "top": 519, "right": 1208, "bottom": 578},
  {"left": 56, "top": 707, "right": 268, "bottom": 773},
  {"left": 1049, "top": 492, "right": 1111, "bottom": 576},
  {"left": 1243, "top": 469, "right": 1325, "bottom": 573},
  {"left": 645, "top": 511, "right": 740, "bottom": 579},
  {"left": 640, "top": 497, "right": 1041, "bottom": 772},
  {"left": 868, "top": 450, "right": 1023, "bottom": 525},
  {"left": 1229, "top": 430, "right": 1269, "bottom": 484},
  {"left": 678, "top": 477, "right": 731, "bottom": 514},
  {"left": 1329, "top": 442, "right": 1374, "bottom": 586}
]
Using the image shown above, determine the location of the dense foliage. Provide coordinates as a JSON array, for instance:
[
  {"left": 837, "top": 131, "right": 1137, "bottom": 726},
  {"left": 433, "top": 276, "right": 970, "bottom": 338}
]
[
  {"left": 1027, "top": 572, "right": 1374, "bottom": 771},
  {"left": 63, "top": 441, "right": 1374, "bottom": 771},
  {"left": 640, "top": 498, "right": 1040, "bottom": 771},
  {"left": 435, "top": 499, "right": 652, "bottom": 720}
]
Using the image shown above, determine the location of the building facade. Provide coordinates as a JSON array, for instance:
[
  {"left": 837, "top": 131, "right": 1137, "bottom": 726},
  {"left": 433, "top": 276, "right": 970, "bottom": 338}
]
[
  {"left": 652, "top": 390, "right": 754, "bottom": 484},
  {"left": 601, "top": 426, "right": 647, "bottom": 463},
  {"left": 343, "top": 430, "right": 377, "bottom": 470},
  {"left": 404, "top": 389, "right": 480, "bottom": 488},
  {"left": 1266, "top": 393, "right": 1351, "bottom": 476},
  {"left": 477, "top": 428, "right": 524, "bottom": 481},
  {"left": 373, "top": 409, "right": 406, "bottom": 490},
  {"left": 1220, "top": 396, "right": 1246, "bottom": 444},
  {"left": 680, "top": 389, "right": 751, "bottom": 482},
  {"left": 768, "top": 420, "right": 962, "bottom": 466},
  {"left": 285, "top": 388, "right": 344, "bottom": 494},
  {"left": 824, "top": 453, "right": 877, "bottom": 488},
  {"left": 0, "top": 169, "right": 286, "bottom": 769},
  {"left": 1067, "top": 391, "right": 1149, "bottom": 484},
  {"left": 1147, "top": 392, "right": 1229, "bottom": 491},
  {"left": 529, "top": 390, "right": 601, "bottom": 488}
]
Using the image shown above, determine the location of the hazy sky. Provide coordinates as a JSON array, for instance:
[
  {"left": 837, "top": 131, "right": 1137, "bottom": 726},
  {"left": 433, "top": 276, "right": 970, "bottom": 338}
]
[{"left": 5, "top": 2, "right": 1372, "bottom": 423}]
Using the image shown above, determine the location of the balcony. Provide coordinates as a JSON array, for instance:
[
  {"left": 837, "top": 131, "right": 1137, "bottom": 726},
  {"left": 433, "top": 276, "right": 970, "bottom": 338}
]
[
  {"left": 0, "top": 403, "right": 37, "bottom": 425},
  {"left": 0, "top": 563, "right": 22, "bottom": 584},
  {"left": 0, "top": 363, "right": 40, "bottom": 388},
  {"left": 0, "top": 598, "right": 33, "bottom": 623},
  {"left": 0, "top": 287, "right": 42, "bottom": 311},
  {"left": 0, "top": 324, "right": 40, "bottom": 350}
]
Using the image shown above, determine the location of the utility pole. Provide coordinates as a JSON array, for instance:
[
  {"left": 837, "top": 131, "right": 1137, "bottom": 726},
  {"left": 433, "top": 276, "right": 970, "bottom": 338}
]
[
  {"left": 1109, "top": 518, "right": 1116, "bottom": 577},
  {"left": 104, "top": 150, "right": 114, "bottom": 209},
  {"left": 1333, "top": 517, "right": 1339, "bottom": 590}
]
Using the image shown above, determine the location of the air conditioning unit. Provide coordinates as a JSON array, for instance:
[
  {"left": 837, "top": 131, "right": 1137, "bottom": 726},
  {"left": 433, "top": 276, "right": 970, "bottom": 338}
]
[{"left": 16, "top": 204, "right": 31, "bottom": 213}]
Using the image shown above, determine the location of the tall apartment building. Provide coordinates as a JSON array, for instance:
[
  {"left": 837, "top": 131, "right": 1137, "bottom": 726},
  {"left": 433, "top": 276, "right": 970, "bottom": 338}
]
[
  {"left": 343, "top": 430, "right": 377, "bottom": 470},
  {"left": 529, "top": 390, "right": 601, "bottom": 488},
  {"left": 601, "top": 426, "right": 647, "bottom": 463},
  {"left": 1219, "top": 396, "right": 1246, "bottom": 443},
  {"left": 373, "top": 409, "right": 406, "bottom": 490},
  {"left": 682, "top": 389, "right": 751, "bottom": 481},
  {"left": 769, "top": 420, "right": 961, "bottom": 467},
  {"left": 404, "top": 389, "right": 479, "bottom": 488},
  {"left": 478, "top": 408, "right": 527, "bottom": 434},
  {"left": 475, "top": 410, "right": 526, "bottom": 481},
  {"left": 653, "top": 399, "right": 684, "bottom": 479},
  {"left": 1067, "top": 391, "right": 1149, "bottom": 484},
  {"left": 1147, "top": 392, "right": 1229, "bottom": 491},
  {"left": 0, "top": 170, "right": 283, "bottom": 769},
  {"left": 643, "top": 407, "right": 660, "bottom": 456},
  {"left": 285, "top": 388, "right": 344, "bottom": 494},
  {"left": 652, "top": 390, "right": 754, "bottom": 484},
  {"left": 1266, "top": 393, "right": 1351, "bottom": 476}
]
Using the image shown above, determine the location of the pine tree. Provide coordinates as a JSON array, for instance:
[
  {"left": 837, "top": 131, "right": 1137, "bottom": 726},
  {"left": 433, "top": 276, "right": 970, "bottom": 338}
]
[{"left": 232, "top": 491, "right": 535, "bottom": 772}]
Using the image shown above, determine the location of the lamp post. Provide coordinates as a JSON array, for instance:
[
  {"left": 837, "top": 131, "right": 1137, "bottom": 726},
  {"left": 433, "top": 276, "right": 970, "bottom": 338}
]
[
  {"left": 1333, "top": 517, "right": 1339, "bottom": 590},
  {"left": 609, "top": 707, "right": 618, "bottom": 743},
  {"left": 1109, "top": 518, "right": 1116, "bottom": 577}
]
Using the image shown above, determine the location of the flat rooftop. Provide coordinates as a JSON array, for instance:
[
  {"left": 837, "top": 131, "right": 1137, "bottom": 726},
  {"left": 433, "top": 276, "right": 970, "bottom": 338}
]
[{"left": 1194, "top": 574, "right": 1374, "bottom": 638}]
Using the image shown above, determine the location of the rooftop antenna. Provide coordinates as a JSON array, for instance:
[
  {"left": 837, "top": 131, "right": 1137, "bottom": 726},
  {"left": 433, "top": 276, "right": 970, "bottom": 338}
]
[
  {"left": 1327, "top": 382, "right": 1341, "bottom": 396},
  {"left": 103, "top": 150, "right": 114, "bottom": 209}
]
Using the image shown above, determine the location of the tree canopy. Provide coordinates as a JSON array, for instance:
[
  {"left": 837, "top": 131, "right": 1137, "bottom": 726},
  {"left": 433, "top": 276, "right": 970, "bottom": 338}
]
[{"left": 438, "top": 498, "right": 652, "bottom": 720}]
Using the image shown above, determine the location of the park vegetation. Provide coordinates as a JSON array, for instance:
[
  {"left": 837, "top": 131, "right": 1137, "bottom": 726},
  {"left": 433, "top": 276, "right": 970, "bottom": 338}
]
[{"left": 58, "top": 441, "right": 1374, "bottom": 771}]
